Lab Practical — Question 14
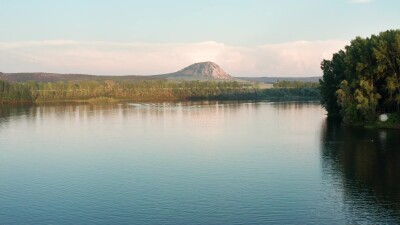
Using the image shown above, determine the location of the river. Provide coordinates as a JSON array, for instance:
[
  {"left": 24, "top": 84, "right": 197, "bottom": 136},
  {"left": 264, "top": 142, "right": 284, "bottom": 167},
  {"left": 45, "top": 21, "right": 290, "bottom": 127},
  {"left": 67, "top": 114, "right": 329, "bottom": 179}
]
[{"left": 0, "top": 101, "right": 399, "bottom": 224}]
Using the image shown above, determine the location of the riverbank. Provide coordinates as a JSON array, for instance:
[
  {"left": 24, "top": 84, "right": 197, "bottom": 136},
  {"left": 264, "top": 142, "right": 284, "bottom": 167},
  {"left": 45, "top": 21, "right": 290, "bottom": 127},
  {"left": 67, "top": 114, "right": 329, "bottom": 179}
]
[
  {"left": 343, "top": 113, "right": 400, "bottom": 130},
  {"left": 2, "top": 95, "right": 321, "bottom": 105},
  {"left": 365, "top": 114, "right": 400, "bottom": 130}
]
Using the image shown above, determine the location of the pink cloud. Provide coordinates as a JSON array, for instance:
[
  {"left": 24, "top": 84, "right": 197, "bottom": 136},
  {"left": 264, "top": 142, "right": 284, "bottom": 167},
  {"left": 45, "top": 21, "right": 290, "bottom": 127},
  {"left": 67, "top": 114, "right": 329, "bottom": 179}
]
[{"left": 0, "top": 40, "right": 348, "bottom": 76}]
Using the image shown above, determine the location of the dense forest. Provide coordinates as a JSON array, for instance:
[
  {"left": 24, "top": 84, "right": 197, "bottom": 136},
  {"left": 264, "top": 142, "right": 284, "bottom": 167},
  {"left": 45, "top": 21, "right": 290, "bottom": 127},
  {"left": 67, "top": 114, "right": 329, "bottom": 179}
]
[
  {"left": 0, "top": 78, "right": 321, "bottom": 104},
  {"left": 0, "top": 80, "right": 259, "bottom": 103},
  {"left": 273, "top": 80, "right": 319, "bottom": 89},
  {"left": 320, "top": 29, "right": 400, "bottom": 126},
  {"left": 0, "top": 80, "right": 33, "bottom": 103},
  {"left": 263, "top": 81, "right": 320, "bottom": 99}
]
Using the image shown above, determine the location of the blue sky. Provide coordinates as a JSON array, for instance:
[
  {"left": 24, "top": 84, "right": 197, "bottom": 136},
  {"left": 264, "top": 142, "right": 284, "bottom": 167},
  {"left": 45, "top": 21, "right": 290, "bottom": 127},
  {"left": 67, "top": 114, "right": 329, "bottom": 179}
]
[{"left": 0, "top": 0, "right": 399, "bottom": 76}]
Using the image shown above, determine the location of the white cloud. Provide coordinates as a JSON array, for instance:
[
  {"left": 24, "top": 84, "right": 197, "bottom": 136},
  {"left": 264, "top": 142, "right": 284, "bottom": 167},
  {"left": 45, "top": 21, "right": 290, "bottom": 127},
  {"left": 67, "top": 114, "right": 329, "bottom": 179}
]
[{"left": 0, "top": 40, "right": 348, "bottom": 77}]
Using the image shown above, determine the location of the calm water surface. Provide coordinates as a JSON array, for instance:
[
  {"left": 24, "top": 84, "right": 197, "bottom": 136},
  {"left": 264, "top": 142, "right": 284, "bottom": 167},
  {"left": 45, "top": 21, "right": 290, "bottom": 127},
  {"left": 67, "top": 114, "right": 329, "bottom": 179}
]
[{"left": 0, "top": 101, "right": 399, "bottom": 224}]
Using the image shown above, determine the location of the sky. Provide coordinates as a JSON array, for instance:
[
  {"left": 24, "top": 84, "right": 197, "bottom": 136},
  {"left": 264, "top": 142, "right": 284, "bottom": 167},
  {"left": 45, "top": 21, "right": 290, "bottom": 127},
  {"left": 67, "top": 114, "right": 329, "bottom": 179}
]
[{"left": 0, "top": 0, "right": 399, "bottom": 77}]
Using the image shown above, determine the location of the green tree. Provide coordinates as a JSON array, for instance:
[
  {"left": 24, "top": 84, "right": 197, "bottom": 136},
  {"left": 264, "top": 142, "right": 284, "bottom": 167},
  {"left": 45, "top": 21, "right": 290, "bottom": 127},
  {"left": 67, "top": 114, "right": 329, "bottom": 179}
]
[{"left": 320, "top": 29, "right": 400, "bottom": 124}]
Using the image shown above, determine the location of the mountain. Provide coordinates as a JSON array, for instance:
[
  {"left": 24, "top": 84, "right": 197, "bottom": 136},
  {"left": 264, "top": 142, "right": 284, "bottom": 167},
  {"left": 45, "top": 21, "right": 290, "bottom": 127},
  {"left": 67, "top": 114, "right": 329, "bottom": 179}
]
[
  {"left": 164, "top": 61, "right": 232, "bottom": 80},
  {"left": 0, "top": 62, "right": 319, "bottom": 83},
  {"left": 0, "top": 62, "right": 232, "bottom": 83}
]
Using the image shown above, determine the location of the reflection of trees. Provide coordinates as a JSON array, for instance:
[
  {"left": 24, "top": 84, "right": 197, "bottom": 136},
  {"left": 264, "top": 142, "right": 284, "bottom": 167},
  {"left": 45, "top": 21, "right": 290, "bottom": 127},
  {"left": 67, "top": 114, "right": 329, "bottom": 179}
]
[
  {"left": 321, "top": 119, "right": 400, "bottom": 223},
  {"left": 0, "top": 105, "right": 32, "bottom": 121},
  {"left": 271, "top": 101, "right": 320, "bottom": 110},
  {"left": 0, "top": 100, "right": 254, "bottom": 128}
]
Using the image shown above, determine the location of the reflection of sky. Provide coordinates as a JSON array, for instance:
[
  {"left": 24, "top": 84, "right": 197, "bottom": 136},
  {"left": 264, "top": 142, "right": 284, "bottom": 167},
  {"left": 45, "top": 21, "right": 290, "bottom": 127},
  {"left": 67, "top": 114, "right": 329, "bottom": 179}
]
[
  {"left": 1, "top": 101, "right": 397, "bottom": 224},
  {"left": 0, "top": 101, "right": 328, "bottom": 175}
]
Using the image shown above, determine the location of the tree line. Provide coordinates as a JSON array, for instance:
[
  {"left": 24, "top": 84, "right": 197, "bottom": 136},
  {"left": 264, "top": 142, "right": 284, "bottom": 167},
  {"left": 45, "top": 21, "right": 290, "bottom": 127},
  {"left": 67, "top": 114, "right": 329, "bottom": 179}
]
[
  {"left": 263, "top": 80, "right": 320, "bottom": 100},
  {"left": 320, "top": 29, "right": 400, "bottom": 124},
  {"left": 1, "top": 78, "right": 323, "bottom": 104},
  {"left": 0, "top": 80, "right": 260, "bottom": 103},
  {"left": 273, "top": 80, "right": 319, "bottom": 89},
  {"left": 261, "top": 87, "right": 320, "bottom": 100}
]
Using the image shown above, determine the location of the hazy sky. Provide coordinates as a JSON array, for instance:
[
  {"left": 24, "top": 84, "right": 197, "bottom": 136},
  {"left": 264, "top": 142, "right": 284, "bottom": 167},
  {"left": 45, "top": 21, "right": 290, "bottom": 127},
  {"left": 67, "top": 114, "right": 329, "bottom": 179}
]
[{"left": 0, "top": 0, "right": 399, "bottom": 76}]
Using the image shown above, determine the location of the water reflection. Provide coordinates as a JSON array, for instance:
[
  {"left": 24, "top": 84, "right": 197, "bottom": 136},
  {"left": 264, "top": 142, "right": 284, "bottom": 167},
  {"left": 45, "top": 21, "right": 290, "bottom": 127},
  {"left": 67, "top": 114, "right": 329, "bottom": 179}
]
[
  {"left": 0, "top": 101, "right": 330, "bottom": 224},
  {"left": 0, "top": 101, "right": 255, "bottom": 132},
  {"left": 0, "top": 105, "right": 32, "bottom": 120},
  {"left": 321, "top": 119, "right": 400, "bottom": 223},
  {"left": 2, "top": 101, "right": 399, "bottom": 224},
  {"left": 270, "top": 101, "right": 320, "bottom": 110}
]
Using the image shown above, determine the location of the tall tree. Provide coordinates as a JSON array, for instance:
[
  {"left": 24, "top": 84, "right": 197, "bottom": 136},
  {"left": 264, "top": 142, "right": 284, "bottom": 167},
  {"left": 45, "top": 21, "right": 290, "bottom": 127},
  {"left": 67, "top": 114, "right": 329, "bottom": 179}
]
[{"left": 320, "top": 29, "right": 400, "bottom": 123}]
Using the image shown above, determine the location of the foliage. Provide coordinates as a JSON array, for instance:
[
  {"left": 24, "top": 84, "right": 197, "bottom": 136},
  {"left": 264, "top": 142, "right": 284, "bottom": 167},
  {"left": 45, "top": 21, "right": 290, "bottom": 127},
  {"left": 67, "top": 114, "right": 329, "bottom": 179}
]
[
  {"left": 320, "top": 29, "right": 400, "bottom": 124},
  {"left": 261, "top": 81, "right": 321, "bottom": 100},
  {"left": 387, "top": 113, "right": 400, "bottom": 124},
  {"left": 0, "top": 80, "right": 260, "bottom": 103},
  {"left": 261, "top": 87, "right": 320, "bottom": 100},
  {"left": 0, "top": 80, "right": 33, "bottom": 103},
  {"left": 273, "top": 80, "right": 319, "bottom": 89},
  {"left": 0, "top": 78, "right": 324, "bottom": 104},
  {"left": 320, "top": 50, "right": 346, "bottom": 117}
]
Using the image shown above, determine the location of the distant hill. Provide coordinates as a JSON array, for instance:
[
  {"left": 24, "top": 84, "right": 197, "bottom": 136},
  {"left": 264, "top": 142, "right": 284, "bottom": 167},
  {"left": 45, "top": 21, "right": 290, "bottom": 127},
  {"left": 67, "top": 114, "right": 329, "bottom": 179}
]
[
  {"left": 0, "top": 62, "right": 232, "bottom": 83},
  {"left": 237, "top": 76, "right": 321, "bottom": 84},
  {"left": 0, "top": 72, "right": 159, "bottom": 83},
  {"left": 0, "top": 62, "right": 320, "bottom": 84},
  {"left": 162, "top": 61, "right": 232, "bottom": 80}
]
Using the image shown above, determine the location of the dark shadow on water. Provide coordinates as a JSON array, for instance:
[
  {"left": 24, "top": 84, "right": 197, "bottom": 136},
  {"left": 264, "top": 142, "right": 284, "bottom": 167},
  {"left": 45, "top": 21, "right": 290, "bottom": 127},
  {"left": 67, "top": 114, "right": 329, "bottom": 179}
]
[{"left": 320, "top": 118, "right": 400, "bottom": 223}]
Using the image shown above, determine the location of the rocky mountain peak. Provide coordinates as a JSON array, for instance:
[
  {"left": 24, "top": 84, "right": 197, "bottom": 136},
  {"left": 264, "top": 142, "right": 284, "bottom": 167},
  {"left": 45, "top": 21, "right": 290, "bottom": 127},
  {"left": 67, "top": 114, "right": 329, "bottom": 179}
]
[{"left": 176, "top": 62, "right": 232, "bottom": 79}]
